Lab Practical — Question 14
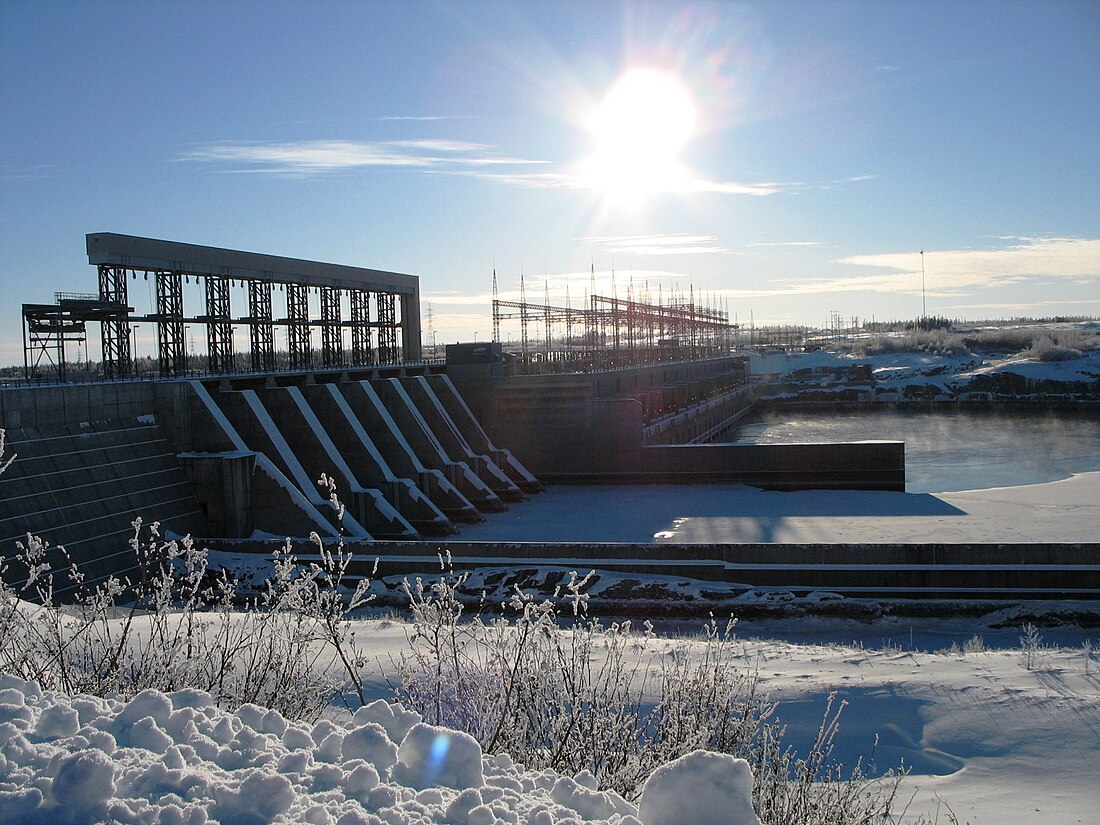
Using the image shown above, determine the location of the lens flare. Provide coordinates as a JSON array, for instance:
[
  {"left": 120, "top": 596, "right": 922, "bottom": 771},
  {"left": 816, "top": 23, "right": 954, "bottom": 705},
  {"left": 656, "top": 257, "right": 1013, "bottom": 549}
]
[{"left": 428, "top": 732, "right": 451, "bottom": 775}]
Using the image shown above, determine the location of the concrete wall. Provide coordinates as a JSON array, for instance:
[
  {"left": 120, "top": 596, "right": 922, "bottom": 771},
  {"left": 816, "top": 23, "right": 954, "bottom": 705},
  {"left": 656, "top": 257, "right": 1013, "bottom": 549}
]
[
  {"left": 211, "top": 538, "right": 1100, "bottom": 600},
  {"left": 0, "top": 419, "right": 206, "bottom": 592},
  {"left": 1, "top": 381, "right": 156, "bottom": 430},
  {"left": 639, "top": 441, "right": 905, "bottom": 491},
  {"left": 480, "top": 376, "right": 644, "bottom": 475}
]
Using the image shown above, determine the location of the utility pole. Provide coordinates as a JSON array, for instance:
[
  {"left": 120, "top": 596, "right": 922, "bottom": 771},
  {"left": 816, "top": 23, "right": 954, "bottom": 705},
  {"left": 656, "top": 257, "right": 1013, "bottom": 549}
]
[{"left": 921, "top": 250, "right": 927, "bottom": 321}]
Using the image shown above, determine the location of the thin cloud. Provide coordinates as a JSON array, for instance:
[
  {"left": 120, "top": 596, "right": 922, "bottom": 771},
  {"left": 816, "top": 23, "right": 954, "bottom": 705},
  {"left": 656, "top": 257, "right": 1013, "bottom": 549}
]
[
  {"left": 834, "top": 236, "right": 1100, "bottom": 292},
  {"left": 0, "top": 163, "right": 58, "bottom": 180},
  {"left": 180, "top": 139, "right": 546, "bottom": 174},
  {"left": 379, "top": 115, "right": 463, "bottom": 121},
  {"left": 442, "top": 167, "right": 801, "bottom": 197},
  {"left": 748, "top": 241, "right": 825, "bottom": 248},
  {"left": 685, "top": 179, "right": 787, "bottom": 196},
  {"left": 688, "top": 174, "right": 873, "bottom": 197},
  {"left": 701, "top": 237, "right": 1100, "bottom": 303},
  {"left": 942, "top": 299, "right": 1100, "bottom": 312},
  {"left": 387, "top": 139, "right": 492, "bottom": 152},
  {"left": 582, "top": 234, "right": 735, "bottom": 256},
  {"left": 182, "top": 138, "right": 874, "bottom": 200}
]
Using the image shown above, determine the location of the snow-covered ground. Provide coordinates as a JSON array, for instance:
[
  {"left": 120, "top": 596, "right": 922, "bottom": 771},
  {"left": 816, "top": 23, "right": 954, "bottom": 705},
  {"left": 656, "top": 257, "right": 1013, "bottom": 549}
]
[
  {"left": 748, "top": 345, "right": 1100, "bottom": 398},
  {"left": 1, "top": 612, "right": 1097, "bottom": 824},
  {"left": 455, "top": 471, "right": 1100, "bottom": 545}
]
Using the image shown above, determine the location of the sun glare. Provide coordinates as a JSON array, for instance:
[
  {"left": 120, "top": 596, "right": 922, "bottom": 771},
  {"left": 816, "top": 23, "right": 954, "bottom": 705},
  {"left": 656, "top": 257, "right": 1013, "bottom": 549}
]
[{"left": 584, "top": 68, "right": 697, "bottom": 200}]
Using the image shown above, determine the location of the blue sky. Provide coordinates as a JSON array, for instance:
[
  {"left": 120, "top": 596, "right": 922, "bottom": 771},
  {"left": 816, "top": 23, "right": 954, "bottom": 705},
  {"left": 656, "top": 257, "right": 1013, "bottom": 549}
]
[{"left": 1, "top": 0, "right": 1098, "bottom": 365}]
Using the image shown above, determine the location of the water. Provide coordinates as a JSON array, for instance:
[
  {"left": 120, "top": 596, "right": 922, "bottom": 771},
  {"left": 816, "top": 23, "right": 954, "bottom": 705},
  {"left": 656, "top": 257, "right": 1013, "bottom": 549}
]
[{"left": 727, "top": 406, "right": 1100, "bottom": 492}]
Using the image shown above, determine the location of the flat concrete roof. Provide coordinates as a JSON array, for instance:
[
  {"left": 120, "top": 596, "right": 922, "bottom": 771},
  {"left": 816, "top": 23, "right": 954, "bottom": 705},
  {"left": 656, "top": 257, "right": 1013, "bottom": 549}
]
[{"left": 87, "top": 233, "right": 418, "bottom": 294}]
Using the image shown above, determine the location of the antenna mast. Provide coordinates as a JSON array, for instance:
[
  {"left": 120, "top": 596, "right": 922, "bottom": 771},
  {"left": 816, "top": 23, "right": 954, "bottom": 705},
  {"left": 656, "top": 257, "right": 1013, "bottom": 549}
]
[
  {"left": 492, "top": 264, "right": 500, "bottom": 343},
  {"left": 921, "top": 250, "right": 927, "bottom": 320}
]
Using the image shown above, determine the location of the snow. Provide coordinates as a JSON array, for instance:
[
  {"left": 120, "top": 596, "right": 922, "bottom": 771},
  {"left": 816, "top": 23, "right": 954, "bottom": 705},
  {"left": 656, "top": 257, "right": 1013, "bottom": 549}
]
[
  {"left": 456, "top": 470, "right": 1100, "bottom": 544},
  {"left": 392, "top": 723, "right": 483, "bottom": 790},
  {"left": 638, "top": 751, "right": 759, "bottom": 825},
  {"left": 0, "top": 672, "right": 653, "bottom": 824},
  {"left": 748, "top": 346, "right": 1100, "bottom": 397},
  {"left": 3, "top": 603, "right": 1098, "bottom": 824}
]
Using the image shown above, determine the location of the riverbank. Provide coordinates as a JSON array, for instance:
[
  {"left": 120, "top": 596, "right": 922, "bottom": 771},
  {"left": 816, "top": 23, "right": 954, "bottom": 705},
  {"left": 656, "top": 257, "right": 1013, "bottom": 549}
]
[{"left": 749, "top": 346, "right": 1100, "bottom": 404}]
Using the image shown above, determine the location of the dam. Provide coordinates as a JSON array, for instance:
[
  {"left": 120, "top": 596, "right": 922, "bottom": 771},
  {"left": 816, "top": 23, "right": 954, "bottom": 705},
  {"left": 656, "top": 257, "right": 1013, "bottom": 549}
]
[{"left": 4, "top": 233, "right": 1094, "bottom": 604}]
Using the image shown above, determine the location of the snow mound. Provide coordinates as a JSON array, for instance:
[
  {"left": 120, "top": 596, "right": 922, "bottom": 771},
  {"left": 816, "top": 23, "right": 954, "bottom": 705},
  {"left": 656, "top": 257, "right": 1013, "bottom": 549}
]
[
  {"left": 0, "top": 673, "right": 754, "bottom": 824},
  {"left": 639, "top": 750, "right": 761, "bottom": 825}
]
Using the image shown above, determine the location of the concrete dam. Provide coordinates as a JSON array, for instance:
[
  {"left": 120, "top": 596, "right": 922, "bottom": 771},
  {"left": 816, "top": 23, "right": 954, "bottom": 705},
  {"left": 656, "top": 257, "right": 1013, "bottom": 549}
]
[
  {"left": 0, "top": 368, "right": 540, "bottom": 589},
  {"left": 5, "top": 232, "right": 1093, "bottom": 605}
]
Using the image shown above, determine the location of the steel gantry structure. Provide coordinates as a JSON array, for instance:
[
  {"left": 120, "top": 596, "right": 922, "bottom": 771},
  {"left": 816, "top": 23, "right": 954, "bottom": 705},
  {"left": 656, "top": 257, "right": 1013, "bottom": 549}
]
[
  {"left": 492, "top": 275, "right": 737, "bottom": 372},
  {"left": 61, "top": 233, "right": 424, "bottom": 379}
]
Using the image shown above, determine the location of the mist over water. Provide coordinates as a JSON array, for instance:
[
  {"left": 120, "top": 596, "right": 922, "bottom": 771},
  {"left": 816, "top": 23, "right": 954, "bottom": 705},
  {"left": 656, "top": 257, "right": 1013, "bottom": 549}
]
[{"left": 727, "top": 406, "right": 1100, "bottom": 493}]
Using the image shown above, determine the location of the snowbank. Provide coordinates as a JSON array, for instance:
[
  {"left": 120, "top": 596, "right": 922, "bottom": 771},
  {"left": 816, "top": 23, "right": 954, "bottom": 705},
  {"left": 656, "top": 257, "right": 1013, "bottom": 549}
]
[
  {"left": 638, "top": 751, "right": 760, "bottom": 825},
  {"left": 0, "top": 673, "right": 740, "bottom": 825}
]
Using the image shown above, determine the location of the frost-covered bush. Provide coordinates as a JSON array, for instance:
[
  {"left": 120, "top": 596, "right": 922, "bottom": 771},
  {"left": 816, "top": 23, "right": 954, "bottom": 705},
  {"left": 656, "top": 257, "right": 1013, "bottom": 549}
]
[
  {"left": 855, "top": 329, "right": 970, "bottom": 358},
  {"left": 392, "top": 559, "right": 908, "bottom": 822},
  {"left": 1026, "top": 334, "right": 1082, "bottom": 362},
  {"left": 0, "top": 428, "right": 14, "bottom": 477},
  {"left": 0, "top": 472, "right": 374, "bottom": 721}
]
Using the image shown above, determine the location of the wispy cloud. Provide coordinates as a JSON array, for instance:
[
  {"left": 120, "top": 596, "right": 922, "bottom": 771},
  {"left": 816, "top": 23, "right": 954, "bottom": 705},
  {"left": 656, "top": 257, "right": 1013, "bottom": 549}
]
[
  {"left": 379, "top": 115, "right": 464, "bottom": 122},
  {"left": 582, "top": 234, "right": 735, "bottom": 256},
  {"left": 685, "top": 179, "right": 787, "bottom": 196},
  {"left": 450, "top": 167, "right": 803, "bottom": 196},
  {"left": 834, "top": 236, "right": 1100, "bottom": 292},
  {"left": 747, "top": 240, "right": 825, "bottom": 248},
  {"left": 181, "top": 137, "right": 874, "bottom": 200},
  {"left": 687, "top": 174, "right": 873, "bottom": 197},
  {"left": 732, "top": 236, "right": 1100, "bottom": 300},
  {"left": 941, "top": 298, "right": 1100, "bottom": 312},
  {"left": 0, "top": 163, "right": 57, "bottom": 180},
  {"left": 179, "top": 139, "right": 547, "bottom": 174}
]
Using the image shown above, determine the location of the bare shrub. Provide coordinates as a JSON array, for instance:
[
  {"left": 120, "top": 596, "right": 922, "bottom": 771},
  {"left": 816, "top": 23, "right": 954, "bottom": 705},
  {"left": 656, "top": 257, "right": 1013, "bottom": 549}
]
[
  {"left": 1026, "top": 334, "right": 1082, "bottom": 362},
  {"left": 0, "top": 428, "right": 14, "bottom": 477},
  {"left": 855, "top": 329, "right": 970, "bottom": 358},
  {"left": 0, "top": 475, "right": 374, "bottom": 721},
  {"left": 1019, "top": 623, "right": 1043, "bottom": 671},
  {"left": 392, "top": 559, "right": 908, "bottom": 820},
  {"left": 963, "top": 634, "right": 985, "bottom": 653}
]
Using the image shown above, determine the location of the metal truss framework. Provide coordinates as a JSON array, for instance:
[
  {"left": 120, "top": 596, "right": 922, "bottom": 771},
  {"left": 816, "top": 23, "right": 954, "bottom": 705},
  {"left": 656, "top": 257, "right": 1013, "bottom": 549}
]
[
  {"left": 285, "top": 283, "right": 311, "bottom": 370},
  {"left": 98, "top": 266, "right": 132, "bottom": 377},
  {"left": 155, "top": 271, "right": 186, "bottom": 377},
  {"left": 203, "top": 276, "right": 233, "bottom": 373},
  {"left": 248, "top": 281, "right": 275, "bottom": 372},
  {"left": 21, "top": 293, "right": 129, "bottom": 381},
  {"left": 376, "top": 293, "right": 398, "bottom": 365},
  {"left": 320, "top": 286, "right": 343, "bottom": 368},
  {"left": 349, "top": 289, "right": 373, "bottom": 366},
  {"left": 492, "top": 290, "right": 737, "bottom": 372},
  {"left": 27, "top": 233, "right": 424, "bottom": 378}
]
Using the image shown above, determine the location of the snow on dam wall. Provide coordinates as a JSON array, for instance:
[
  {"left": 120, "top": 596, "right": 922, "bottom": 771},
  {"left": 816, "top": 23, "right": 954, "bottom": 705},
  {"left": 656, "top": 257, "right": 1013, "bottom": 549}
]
[{"left": 211, "top": 538, "right": 1100, "bottom": 601}]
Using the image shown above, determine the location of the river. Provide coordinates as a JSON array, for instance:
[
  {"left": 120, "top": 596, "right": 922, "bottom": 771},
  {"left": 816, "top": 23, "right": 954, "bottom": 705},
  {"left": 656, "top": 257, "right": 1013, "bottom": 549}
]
[{"left": 726, "top": 405, "right": 1100, "bottom": 493}]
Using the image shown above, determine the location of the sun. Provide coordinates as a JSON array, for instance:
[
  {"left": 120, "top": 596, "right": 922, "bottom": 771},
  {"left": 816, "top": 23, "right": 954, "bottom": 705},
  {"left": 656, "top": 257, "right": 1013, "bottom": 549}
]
[{"left": 583, "top": 68, "right": 697, "bottom": 200}]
